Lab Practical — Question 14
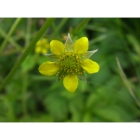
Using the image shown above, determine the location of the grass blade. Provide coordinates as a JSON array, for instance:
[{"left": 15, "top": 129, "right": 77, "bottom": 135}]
[
  {"left": 0, "top": 18, "right": 22, "bottom": 55},
  {"left": 0, "top": 18, "right": 55, "bottom": 92},
  {"left": 73, "top": 18, "right": 90, "bottom": 35}
]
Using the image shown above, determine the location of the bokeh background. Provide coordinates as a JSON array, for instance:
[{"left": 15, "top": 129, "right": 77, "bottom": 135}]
[{"left": 0, "top": 18, "right": 140, "bottom": 122}]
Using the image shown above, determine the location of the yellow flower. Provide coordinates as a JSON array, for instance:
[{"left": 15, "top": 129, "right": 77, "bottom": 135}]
[
  {"left": 38, "top": 33, "right": 100, "bottom": 93},
  {"left": 35, "top": 38, "right": 49, "bottom": 54}
]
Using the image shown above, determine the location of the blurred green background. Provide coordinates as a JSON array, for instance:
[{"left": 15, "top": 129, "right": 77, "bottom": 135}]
[{"left": 0, "top": 18, "right": 140, "bottom": 122}]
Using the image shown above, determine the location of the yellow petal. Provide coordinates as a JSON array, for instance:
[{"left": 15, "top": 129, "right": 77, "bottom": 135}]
[
  {"left": 35, "top": 46, "right": 41, "bottom": 53},
  {"left": 63, "top": 74, "right": 78, "bottom": 93},
  {"left": 38, "top": 61, "right": 59, "bottom": 76},
  {"left": 45, "top": 44, "right": 49, "bottom": 49},
  {"left": 50, "top": 40, "right": 65, "bottom": 55},
  {"left": 74, "top": 37, "right": 88, "bottom": 54},
  {"left": 81, "top": 59, "right": 100, "bottom": 74},
  {"left": 41, "top": 49, "right": 47, "bottom": 54},
  {"left": 36, "top": 40, "right": 41, "bottom": 46}
]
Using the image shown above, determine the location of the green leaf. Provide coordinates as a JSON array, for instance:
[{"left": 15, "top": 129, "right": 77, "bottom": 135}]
[
  {"left": 93, "top": 107, "right": 123, "bottom": 122},
  {"left": 44, "top": 94, "right": 68, "bottom": 121},
  {"left": 21, "top": 55, "right": 37, "bottom": 72},
  {"left": 82, "top": 112, "right": 93, "bottom": 122}
]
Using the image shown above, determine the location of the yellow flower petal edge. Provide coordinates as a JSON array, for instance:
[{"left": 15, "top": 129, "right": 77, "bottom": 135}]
[
  {"left": 74, "top": 37, "right": 88, "bottom": 54},
  {"left": 38, "top": 61, "right": 59, "bottom": 76},
  {"left": 63, "top": 74, "right": 78, "bottom": 93},
  {"left": 81, "top": 59, "right": 100, "bottom": 74},
  {"left": 50, "top": 40, "right": 65, "bottom": 55}
]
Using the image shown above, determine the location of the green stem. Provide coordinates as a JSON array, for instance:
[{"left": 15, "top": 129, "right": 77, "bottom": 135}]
[
  {"left": 22, "top": 71, "right": 28, "bottom": 117},
  {"left": 0, "top": 18, "right": 55, "bottom": 92},
  {"left": 0, "top": 27, "right": 23, "bottom": 52},
  {"left": 51, "top": 22, "right": 57, "bottom": 35},
  {"left": 73, "top": 18, "right": 90, "bottom": 35},
  {"left": 0, "top": 18, "right": 22, "bottom": 55},
  {"left": 89, "top": 34, "right": 108, "bottom": 46},
  {"left": 53, "top": 18, "right": 68, "bottom": 35},
  {"left": 116, "top": 57, "right": 140, "bottom": 108},
  {"left": 25, "top": 18, "right": 32, "bottom": 47}
]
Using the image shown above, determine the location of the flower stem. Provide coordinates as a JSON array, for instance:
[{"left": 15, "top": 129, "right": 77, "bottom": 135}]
[
  {"left": 0, "top": 18, "right": 22, "bottom": 55},
  {"left": 116, "top": 57, "right": 140, "bottom": 108},
  {"left": 22, "top": 71, "right": 28, "bottom": 117},
  {"left": 0, "top": 18, "right": 55, "bottom": 92},
  {"left": 25, "top": 18, "right": 32, "bottom": 47},
  {"left": 0, "top": 27, "right": 23, "bottom": 52}
]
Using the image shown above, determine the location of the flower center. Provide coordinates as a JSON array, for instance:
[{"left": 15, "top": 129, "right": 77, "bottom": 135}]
[{"left": 56, "top": 52, "right": 84, "bottom": 79}]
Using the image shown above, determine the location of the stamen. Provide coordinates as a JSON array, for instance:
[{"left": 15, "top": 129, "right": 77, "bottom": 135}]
[{"left": 57, "top": 52, "right": 84, "bottom": 78}]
